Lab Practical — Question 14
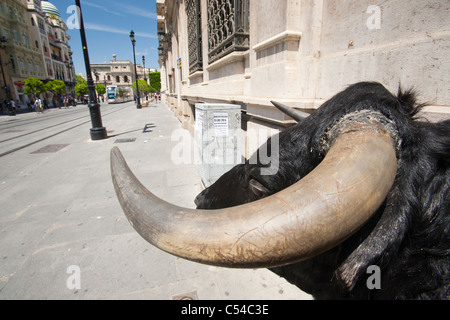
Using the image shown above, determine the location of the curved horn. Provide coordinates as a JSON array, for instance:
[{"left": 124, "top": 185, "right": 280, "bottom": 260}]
[
  {"left": 110, "top": 120, "right": 397, "bottom": 268},
  {"left": 271, "top": 100, "right": 310, "bottom": 121}
]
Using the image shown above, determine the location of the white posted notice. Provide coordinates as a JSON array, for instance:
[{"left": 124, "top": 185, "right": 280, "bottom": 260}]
[{"left": 213, "top": 113, "right": 229, "bottom": 136}]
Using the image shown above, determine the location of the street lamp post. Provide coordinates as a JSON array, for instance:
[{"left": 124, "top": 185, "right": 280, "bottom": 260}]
[
  {"left": 142, "top": 56, "right": 147, "bottom": 82},
  {"left": 130, "top": 30, "right": 141, "bottom": 109},
  {"left": 142, "top": 55, "right": 148, "bottom": 101},
  {"left": 75, "top": 0, "right": 107, "bottom": 140},
  {"left": 93, "top": 69, "right": 100, "bottom": 103}
]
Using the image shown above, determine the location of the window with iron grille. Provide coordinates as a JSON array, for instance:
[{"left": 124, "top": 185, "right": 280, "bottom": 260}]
[
  {"left": 186, "top": 0, "right": 203, "bottom": 75},
  {"left": 207, "top": 0, "right": 249, "bottom": 64}
]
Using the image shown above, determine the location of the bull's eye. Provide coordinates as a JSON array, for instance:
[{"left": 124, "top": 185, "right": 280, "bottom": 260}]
[{"left": 249, "top": 178, "right": 270, "bottom": 198}]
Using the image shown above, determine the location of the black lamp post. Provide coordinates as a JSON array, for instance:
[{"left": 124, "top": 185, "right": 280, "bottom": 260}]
[
  {"left": 142, "top": 56, "right": 147, "bottom": 82},
  {"left": 130, "top": 30, "right": 141, "bottom": 109},
  {"left": 93, "top": 69, "right": 100, "bottom": 103},
  {"left": 142, "top": 55, "right": 148, "bottom": 101},
  {"left": 75, "top": 0, "right": 107, "bottom": 140}
]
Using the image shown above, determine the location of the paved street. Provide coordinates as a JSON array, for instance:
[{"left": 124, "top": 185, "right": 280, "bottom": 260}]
[{"left": 0, "top": 101, "right": 312, "bottom": 300}]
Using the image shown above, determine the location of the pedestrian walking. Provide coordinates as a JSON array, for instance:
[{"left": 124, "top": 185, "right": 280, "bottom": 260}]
[
  {"left": 36, "top": 98, "right": 43, "bottom": 113},
  {"left": 26, "top": 98, "right": 32, "bottom": 112},
  {"left": 10, "top": 99, "right": 16, "bottom": 115}
]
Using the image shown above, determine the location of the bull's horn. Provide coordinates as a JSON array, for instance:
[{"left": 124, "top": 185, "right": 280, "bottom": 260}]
[
  {"left": 110, "top": 119, "right": 397, "bottom": 268},
  {"left": 271, "top": 100, "right": 310, "bottom": 121}
]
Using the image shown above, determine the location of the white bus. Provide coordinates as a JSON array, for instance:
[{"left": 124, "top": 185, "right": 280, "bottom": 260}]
[{"left": 106, "top": 85, "right": 133, "bottom": 103}]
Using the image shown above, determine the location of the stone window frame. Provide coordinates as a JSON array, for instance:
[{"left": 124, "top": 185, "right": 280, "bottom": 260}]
[
  {"left": 207, "top": 0, "right": 250, "bottom": 64},
  {"left": 185, "top": 0, "right": 250, "bottom": 75},
  {"left": 186, "top": 0, "right": 203, "bottom": 75}
]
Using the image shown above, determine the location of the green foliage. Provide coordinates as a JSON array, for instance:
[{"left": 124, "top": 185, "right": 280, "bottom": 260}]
[
  {"left": 149, "top": 72, "right": 161, "bottom": 91},
  {"left": 96, "top": 83, "right": 106, "bottom": 95},
  {"left": 24, "top": 77, "right": 44, "bottom": 96},
  {"left": 45, "top": 80, "right": 66, "bottom": 95},
  {"left": 132, "top": 79, "right": 151, "bottom": 95},
  {"left": 75, "top": 74, "right": 87, "bottom": 85},
  {"left": 75, "top": 83, "right": 88, "bottom": 97},
  {"left": 75, "top": 75, "right": 88, "bottom": 97}
]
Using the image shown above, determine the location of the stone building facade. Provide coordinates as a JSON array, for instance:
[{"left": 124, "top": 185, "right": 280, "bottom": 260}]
[
  {"left": 31, "top": 0, "right": 76, "bottom": 96},
  {"left": 0, "top": 0, "right": 76, "bottom": 104},
  {"left": 89, "top": 54, "right": 156, "bottom": 93},
  {"left": 157, "top": 0, "right": 449, "bottom": 157},
  {"left": 0, "top": 0, "right": 45, "bottom": 103},
  {"left": 90, "top": 54, "right": 136, "bottom": 90}
]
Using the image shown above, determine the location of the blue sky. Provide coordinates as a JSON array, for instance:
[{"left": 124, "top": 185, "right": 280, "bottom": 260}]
[{"left": 55, "top": 0, "right": 159, "bottom": 75}]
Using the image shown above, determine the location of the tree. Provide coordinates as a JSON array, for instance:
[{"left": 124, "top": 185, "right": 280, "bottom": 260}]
[
  {"left": 24, "top": 77, "right": 44, "bottom": 97},
  {"left": 75, "top": 74, "right": 87, "bottom": 85},
  {"left": 74, "top": 75, "right": 88, "bottom": 101},
  {"left": 46, "top": 80, "right": 66, "bottom": 95},
  {"left": 46, "top": 80, "right": 66, "bottom": 108},
  {"left": 75, "top": 83, "right": 88, "bottom": 98},
  {"left": 96, "top": 83, "right": 106, "bottom": 96},
  {"left": 149, "top": 72, "right": 161, "bottom": 91},
  {"left": 132, "top": 79, "right": 150, "bottom": 97}
]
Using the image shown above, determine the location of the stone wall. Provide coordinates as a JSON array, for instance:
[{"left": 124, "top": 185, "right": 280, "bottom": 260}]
[{"left": 158, "top": 0, "right": 449, "bottom": 157}]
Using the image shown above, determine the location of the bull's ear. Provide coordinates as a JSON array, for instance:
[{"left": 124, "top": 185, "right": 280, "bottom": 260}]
[{"left": 249, "top": 178, "right": 271, "bottom": 198}]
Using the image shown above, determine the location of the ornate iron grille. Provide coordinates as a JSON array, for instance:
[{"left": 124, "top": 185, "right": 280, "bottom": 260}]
[
  {"left": 207, "top": 0, "right": 250, "bottom": 64},
  {"left": 186, "top": 0, "right": 203, "bottom": 75}
]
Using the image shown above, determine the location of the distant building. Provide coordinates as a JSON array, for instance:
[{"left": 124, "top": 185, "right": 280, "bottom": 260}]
[
  {"left": 27, "top": 0, "right": 52, "bottom": 79},
  {"left": 0, "top": 0, "right": 76, "bottom": 104},
  {"left": 89, "top": 54, "right": 157, "bottom": 94},
  {"left": 0, "top": 0, "right": 45, "bottom": 103},
  {"left": 37, "top": 1, "right": 76, "bottom": 94}
]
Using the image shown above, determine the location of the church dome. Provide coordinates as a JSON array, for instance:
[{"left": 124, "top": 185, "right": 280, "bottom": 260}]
[{"left": 41, "top": 1, "right": 61, "bottom": 18}]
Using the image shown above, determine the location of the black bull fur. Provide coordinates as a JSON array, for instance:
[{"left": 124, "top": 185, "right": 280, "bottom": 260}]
[{"left": 194, "top": 82, "right": 449, "bottom": 299}]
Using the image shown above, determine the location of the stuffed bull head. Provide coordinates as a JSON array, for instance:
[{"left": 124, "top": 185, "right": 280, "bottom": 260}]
[{"left": 110, "top": 82, "right": 449, "bottom": 299}]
